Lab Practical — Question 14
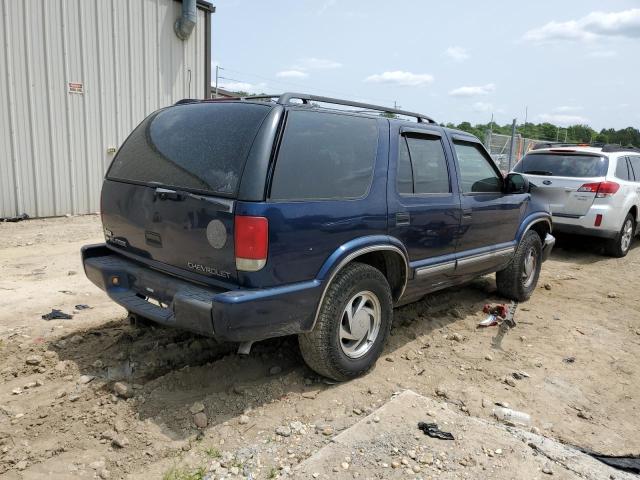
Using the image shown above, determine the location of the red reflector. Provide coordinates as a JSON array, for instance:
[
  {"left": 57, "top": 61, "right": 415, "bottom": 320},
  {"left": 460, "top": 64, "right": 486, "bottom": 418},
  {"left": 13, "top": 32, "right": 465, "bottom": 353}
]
[
  {"left": 577, "top": 181, "right": 619, "bottom": 198},
  {"left": 234, "top": 216, "right": 268, "bottom": 260},
  {"left": 595, "top": 214, "right": 603, "bottom": 227}
]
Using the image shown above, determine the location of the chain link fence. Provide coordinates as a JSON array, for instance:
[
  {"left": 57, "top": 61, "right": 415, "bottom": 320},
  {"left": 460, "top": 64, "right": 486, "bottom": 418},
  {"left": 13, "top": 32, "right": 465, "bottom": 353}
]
[{"left": 484, "top": 132, "right": 542, "bottom": 172}]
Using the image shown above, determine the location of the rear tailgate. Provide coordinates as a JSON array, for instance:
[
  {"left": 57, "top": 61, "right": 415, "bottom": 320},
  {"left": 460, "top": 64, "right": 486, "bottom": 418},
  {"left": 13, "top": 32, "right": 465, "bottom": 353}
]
[
  {"left": 514, "top": 151, "right": 608, "bottom": 216},
  {"left": 101, "top": 101, "right": 273, "bottom": 285}
]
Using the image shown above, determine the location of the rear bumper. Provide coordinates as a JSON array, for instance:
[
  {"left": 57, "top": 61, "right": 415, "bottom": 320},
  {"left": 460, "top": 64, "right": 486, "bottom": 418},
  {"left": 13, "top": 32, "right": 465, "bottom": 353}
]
[
  {"left": 81, "top": 244, "right": 320, "bottom": 342},
  {"left": 552, "top": 204, "right": 621, "bottom": 239},
  {"left": 542, "top": 233, "right": 555, "bottom": 262}
]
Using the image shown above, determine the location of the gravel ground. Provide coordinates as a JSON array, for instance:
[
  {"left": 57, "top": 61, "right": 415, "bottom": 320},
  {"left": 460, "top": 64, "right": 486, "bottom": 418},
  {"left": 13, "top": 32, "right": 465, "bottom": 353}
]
[{"left": 0, "top": 215, "right": 639, "bottom": 479}]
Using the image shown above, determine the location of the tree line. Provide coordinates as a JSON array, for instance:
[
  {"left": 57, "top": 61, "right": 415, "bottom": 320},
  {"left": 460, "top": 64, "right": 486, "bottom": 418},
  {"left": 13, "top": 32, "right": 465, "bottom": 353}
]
[{"left": 445, "top": 121, "right": 640, "bottom": 147}]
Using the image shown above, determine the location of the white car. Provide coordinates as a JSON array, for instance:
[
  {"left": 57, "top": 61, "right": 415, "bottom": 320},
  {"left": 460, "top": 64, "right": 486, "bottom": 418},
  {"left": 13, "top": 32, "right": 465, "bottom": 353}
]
[{"left": 512, "top": 144, "right": 640, "bottom": 257}]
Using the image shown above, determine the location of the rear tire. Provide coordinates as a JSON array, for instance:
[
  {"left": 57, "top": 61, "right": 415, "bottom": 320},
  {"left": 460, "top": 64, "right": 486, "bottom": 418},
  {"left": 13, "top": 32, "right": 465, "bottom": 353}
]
[
  {"left": 605, "top": 213, "right": 635, "bottom": 258},
  {"left": 496, "top": 231, "right": 543, "bottom": 301},
  {"left": 298, "top": 262, "right": 393, "bottom": 382}
]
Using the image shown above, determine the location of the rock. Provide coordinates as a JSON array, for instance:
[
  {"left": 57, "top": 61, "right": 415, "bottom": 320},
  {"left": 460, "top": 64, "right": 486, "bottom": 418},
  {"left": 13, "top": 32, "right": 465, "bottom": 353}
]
[
  {"left": 484, "top": 354, "right": 493, "bottom": 361},
  {"left": 230, "top": 466, "right": 239, "bottom": 475},
  {"left": 268, "top": 366, "right": 282, "bottom": 375},
  {"left": 495, "top": 448, "right": 502, "bottom": 455},
  {"left": 385, "top": 356, "right": 394, "bottom": 362},
  {"left": 412, "top": 465, "right": 421, "bottom": 473},
  {"left": 607, "top": 292, "right": 618, "bottom": 298},
  {"left": 391, "top": 461, "right": 400, "bottom": 468},
  {"left": 504, "top": 377, "right": 517, "bottom": 387},
  {"left": 113, "top": 419, "right": 126, "bottom": 433},
  {"left": 111, "top": 436, "right": 129, "bottom": 448},
  {"left": 68, "top": 270, "right": 78, "bottom": 276},
  {"left": 113, "top": 382, "right": 133, "bottom": 399},
  {"left": 448, "top": 333, "right": 463, "bottom": 342},
  {"left": 302, "top": 391, "right": 319, "bottom": 399},
  {"left": 275, "top": 425, "right": 291, "bottom": 437},
  {"left": 194, "top": 412, "right": 208, "bottom": 429},
  {"left": 189, "top": 402, "right": 205, "bottom": 414},
  {"left": 55, "top": 389, "right": 66, "bottom": 399},
  {"left": 312, "top": 473, "right": 319, "bottom": 478},
  {"left": 99, "top": 469, "right": 110, "bottom": 479},
  {"left": 11, "top": 388, "right": 22, "bottom": 395},
  {"left": 26, "top": 355, "right": 42, "bottom": 365},
  {"left": 373, "top": 416, "right": 380, "bottom": 423},
  {"left": 23, "top": 381, "right": 37, "bottom": 389},
  {"left": 15, "top": 460, "right": 27, "bottom": 471},
  {"left": 68, "top": 393, "right": 80, "bottom": 402},
  {"left": 341, "top": 462, "right": 349, "bottom": 470},
  {"left": 78, "top": 374, "right": 95, "bottom": 384},
  {"left": 290, "top": 421, "right": 304, "bottom": 434},
  {"left": 542, "top": 465, "right": 553, "bottom": 475},
  {"left": 90, "top": 460, "right": 106, "bottom": 470},
  {"left": 512, "top": 371, "right": 530, "bottom": 380},
  {"left": 544, "top": 283, "right": 552, "bottom": 290},
  {"left": 321, "top": 426, "right": 334, "bottom": 436},
  {"left": 69, "top": 334, "right": 83, "bottom": 344},
  {"left": 239, "top": 415, "right": 250, "bottom": 425}
]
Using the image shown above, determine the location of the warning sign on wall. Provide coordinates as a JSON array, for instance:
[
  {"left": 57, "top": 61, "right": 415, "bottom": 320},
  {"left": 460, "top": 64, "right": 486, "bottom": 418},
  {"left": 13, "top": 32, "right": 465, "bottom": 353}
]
[{"left": 68, "top": 82, "right": 84, "bottom": 94}]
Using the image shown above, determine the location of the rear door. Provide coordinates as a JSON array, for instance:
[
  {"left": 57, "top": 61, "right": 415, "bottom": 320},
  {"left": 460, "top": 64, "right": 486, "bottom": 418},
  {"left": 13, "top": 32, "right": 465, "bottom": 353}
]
[
  {"left": 101, "top": 101, "right": 274, "bottom": 286},
  {"left": 513, "top": 151, "right": 608, "bottom": 217},
  {"left": 387, "top": 126, "right": 461, "bottom": 289}
]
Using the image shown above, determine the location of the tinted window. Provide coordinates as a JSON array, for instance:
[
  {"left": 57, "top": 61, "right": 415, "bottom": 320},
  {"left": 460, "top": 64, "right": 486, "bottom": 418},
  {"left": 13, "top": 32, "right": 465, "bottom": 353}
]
[
  {"left": 398, "top": 134, "right": 449, "bottom": 194},
  {"left": 454, "top": 142, "right": 502, "bottom": 193},
  {"left": 397, "top": 137, "right": 413, "bottom": 194},
  {"left": 107, "top": 102, "right": 271, "bottom": 196},
  {"left": 270, "top": 110, "right": 378, "bottom": 200},
  {"left": 629, "top": 156, "right": 640, "bottom": 181},
  {"left": 615, "top": 157, "right": 630, "bottom": 181},
  {"left": 513, "top": 154, "right": 608, "bottom": 178}
]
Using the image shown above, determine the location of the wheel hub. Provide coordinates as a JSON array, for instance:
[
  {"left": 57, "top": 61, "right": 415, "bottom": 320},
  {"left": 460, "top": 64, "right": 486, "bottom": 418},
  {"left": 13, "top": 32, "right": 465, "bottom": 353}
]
[{"left": 339, "top": 291, "right": 381, "bottom": 359}]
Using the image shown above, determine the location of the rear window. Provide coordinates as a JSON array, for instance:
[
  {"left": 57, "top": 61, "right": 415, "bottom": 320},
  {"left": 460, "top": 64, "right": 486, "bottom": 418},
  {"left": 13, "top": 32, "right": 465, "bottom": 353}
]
[
  {"left": 513, "top": 153, "right": 608, "bottom": 178},
  {"left": 107, "top": 102, "right": 271, "bottom": 196},
  {"left": 269, "top": 110, "right": 378, "bottom": 200}
]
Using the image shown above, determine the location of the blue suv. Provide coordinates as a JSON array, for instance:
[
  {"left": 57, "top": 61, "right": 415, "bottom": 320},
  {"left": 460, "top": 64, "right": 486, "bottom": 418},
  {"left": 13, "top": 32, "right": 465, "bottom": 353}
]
[{"left": 82, "top": 93, "right": 555, "bottom": 381}]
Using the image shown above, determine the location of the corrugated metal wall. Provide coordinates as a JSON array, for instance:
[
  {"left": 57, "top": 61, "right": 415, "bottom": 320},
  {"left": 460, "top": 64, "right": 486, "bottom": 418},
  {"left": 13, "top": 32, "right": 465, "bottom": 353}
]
[{"left": 0, "top": 0, "right": 208, "bottom": 218}]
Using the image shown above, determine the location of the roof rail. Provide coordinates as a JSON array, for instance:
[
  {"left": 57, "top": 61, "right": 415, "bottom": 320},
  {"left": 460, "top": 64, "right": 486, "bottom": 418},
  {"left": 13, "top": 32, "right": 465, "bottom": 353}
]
[
  {"left": 531, "top": 142, "right": 581, "bottom": 150},
  {"left": 601, "top": 144, "right": 640, "bottom": 153},
  {"left": 242, "top": 92, "right": 437, "bottom": 124}
]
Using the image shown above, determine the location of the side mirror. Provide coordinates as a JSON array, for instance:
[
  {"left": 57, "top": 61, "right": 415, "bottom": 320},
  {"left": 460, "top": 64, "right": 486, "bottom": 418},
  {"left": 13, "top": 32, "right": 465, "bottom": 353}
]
[{"left": 504, "top": 173, "right": 529, "bottom": 194}]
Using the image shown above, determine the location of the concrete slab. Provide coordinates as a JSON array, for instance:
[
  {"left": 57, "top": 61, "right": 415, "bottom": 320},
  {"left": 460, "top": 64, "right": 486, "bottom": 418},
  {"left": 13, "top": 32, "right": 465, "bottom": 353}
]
[{"left": 295, "top": 390, "right": 633, "bottom": 479}]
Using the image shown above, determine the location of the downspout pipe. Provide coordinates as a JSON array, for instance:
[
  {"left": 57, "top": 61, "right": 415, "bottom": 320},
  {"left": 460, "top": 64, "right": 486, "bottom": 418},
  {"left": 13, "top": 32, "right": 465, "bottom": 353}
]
[{"left": 175, "top": 0, "right": 197, "bottom": 40}]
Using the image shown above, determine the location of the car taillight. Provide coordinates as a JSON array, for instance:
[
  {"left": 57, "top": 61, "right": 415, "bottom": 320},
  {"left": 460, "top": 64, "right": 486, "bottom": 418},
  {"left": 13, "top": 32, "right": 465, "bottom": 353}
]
[
  {"left": 577, "top": 181, "right": 619, "bottom": 198},
  {"left": 234, "top": 215, "right": 268, "bottom": 272}
]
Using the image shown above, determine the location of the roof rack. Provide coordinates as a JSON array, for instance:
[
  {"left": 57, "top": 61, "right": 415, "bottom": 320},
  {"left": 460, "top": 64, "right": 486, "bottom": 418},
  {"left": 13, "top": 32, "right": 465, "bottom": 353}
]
[{"left": 242, "top": 92, "right": 437, "bottom": 124}]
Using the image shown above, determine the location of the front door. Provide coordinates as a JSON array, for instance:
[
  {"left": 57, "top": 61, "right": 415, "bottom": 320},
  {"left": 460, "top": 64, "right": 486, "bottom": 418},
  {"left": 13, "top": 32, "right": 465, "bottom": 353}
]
[
  {"left": 449, "top": 136, "right": 527, "bottom": 276},
  {"left": 387, "top": 126, "right": 462, "bottom": 296}
]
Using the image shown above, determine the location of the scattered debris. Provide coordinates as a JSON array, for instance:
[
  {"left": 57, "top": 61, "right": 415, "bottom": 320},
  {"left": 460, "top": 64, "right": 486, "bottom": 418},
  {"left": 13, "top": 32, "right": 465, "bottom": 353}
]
[
  {"left": 607, "top": 292, "right": 618, "bottom": 299},
  {"left": 493, "top": 406, "right": 531, "bottom": 426},
  {"left": 544, "top": 283, "right": 552, "bottom": 290},
  {"left": 113, "top": 382, "right": 133, "bottom": 399},
  {"left": 75, "top": 304, "right": 92, "bottom": 310},
  {"left": 41, "top": 309, "right": 73, "bottom": 320},
  {"left": 25, "top": 355, "right": 42, "bottom": 365},
  {"left": 491, "top": 302, "right": 518, "bottom": 349},
  {"left": 1, "top": 213, "right": 29, "bottom": 222},
  {"left": 563, "top": 356, "right": 576, "bottom": 364},
  {"left": 512, "top": 371, "right": 530, "bottom": 380},
  {"left": 417, "top": 422, "right": 454, "bottom": 440}
]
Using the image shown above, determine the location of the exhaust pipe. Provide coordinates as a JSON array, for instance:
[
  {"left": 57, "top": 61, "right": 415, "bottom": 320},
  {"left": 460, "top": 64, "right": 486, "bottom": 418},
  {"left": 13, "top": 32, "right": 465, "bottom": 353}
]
[{"left": 174, "top": 0, "right": 197, "bottom": 40}]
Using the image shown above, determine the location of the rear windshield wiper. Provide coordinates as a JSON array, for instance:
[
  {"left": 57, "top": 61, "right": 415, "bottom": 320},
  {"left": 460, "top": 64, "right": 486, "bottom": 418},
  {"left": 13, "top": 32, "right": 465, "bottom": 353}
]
[{"left": 523, "top": 170, "right": 553, "bottom": 176}]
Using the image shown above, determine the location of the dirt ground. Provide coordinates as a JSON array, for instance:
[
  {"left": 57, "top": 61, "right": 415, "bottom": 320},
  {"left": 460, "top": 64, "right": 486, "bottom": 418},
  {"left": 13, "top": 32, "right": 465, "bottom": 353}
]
[{"left": 0, "top": 215, "right": 639, "bottom": 479}]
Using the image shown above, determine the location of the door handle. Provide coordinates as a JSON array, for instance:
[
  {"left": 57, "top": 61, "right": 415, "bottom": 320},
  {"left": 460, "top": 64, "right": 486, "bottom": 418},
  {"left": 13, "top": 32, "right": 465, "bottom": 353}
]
[
  {"left": 396, "top": 212, "right": 411, "bottom": 226},
  {"left": 462, "top": 208, "right": 472, "bottom": 218}
]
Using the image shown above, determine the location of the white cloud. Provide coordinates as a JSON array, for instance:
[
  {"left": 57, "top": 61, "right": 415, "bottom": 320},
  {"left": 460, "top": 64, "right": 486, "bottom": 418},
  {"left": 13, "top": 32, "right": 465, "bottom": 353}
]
[
  {"left": 364, "top": 71, "right": 434, "bottom": 87},
  {"left": 524, "top": 8, "right": 640, "bottom": 43},
  {"left": 538, "top": 113, "right": 589, "bottom": 126},
  {"left": 276, "top": 70, "right": 308, "bottom": 79},
  {"left": 445, "top": 46, "right": 469, "bottom": 62},
  {"left": 292, "top": 57, "right": 342, "bottom": 70},
  {"left": 554, "top": 105, "right": 583, "bottom": 112},
  {"left": 472, "top": 102, "right": 493, "bottom": 113},
  {"left": 218, "top": 81, "right": 267, "bottom": 94},
  {"left": 317, "top": 0, "right": 337, "bottom": 14},
  {"left": 449, "top": 83, "right": 495, "bottom": 97}
]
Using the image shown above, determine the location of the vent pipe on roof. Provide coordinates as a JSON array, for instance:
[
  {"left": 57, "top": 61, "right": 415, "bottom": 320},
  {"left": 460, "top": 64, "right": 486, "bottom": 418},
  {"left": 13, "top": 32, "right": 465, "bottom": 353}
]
[{"left": 175, "top": 0, "right": 197, "bottom": 40}]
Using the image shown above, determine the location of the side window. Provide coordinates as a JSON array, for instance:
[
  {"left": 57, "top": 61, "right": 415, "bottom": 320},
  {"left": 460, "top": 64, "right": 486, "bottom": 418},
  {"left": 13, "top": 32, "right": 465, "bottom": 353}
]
[
  {"left": 453, "top": 141, "right": 502, "bottom": 193},
  {"left": 615, "top": 157, "right": 630, "bottom": 181},
  {"left": 397, "top": 137, "right": 413, "bottom": 194},
  {"left": 629, "top": 156, "right": 640, "bottom": 182},
  {"left": 270, "top": 110, "right": 378, "bottom": 200}
]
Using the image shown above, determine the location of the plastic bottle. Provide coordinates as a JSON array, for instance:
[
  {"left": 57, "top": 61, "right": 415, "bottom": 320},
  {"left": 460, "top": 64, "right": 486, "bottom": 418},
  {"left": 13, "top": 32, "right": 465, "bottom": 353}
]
[{"left": 493, "top": 407, "right": 531, "bottom": 426}]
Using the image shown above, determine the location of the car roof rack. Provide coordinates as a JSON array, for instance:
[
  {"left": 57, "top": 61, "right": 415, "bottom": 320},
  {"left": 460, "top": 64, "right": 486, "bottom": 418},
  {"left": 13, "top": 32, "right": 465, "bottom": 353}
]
[
  {"left": 242, "top": 92, "right": 437, "bottom": 124},
  {"left": 600, "top": 144, "right": 640, "bottom": 153}
]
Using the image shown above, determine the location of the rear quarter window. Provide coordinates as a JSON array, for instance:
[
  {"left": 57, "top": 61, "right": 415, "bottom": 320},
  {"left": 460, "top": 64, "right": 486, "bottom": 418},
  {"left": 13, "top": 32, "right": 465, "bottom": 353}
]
[
  {"left": 107, "top": 102, "right": 272, "bottom": 196},
  {"left": 269, "top": 110, "right": 378, "bottom": 200}
]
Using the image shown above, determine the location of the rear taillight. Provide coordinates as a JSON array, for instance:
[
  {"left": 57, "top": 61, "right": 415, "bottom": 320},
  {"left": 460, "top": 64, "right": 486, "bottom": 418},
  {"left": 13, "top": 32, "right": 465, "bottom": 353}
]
[
  {"left": 577, "top": 181, "right": 619, "bottom": 198},
  {"left": 234, "top": 215, "right": 268, "bottom": 272}
]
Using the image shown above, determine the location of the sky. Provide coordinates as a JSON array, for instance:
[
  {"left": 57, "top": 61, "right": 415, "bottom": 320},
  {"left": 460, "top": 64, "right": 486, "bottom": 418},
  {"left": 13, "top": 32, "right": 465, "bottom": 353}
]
[{"left": 210, "top": 1, "right": 640, "bottom": 131}]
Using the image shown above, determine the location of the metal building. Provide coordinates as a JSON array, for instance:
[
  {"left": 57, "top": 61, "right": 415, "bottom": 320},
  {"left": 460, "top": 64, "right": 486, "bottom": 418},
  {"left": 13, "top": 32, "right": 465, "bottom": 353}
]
[{"left": 0, "top": 0, "right": 213, "bottom": 219}]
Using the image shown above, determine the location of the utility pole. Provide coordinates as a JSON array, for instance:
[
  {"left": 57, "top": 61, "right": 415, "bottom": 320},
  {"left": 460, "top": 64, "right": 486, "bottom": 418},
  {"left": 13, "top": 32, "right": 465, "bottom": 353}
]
[
  {"left": 214, "top": 65, "right": 223, "bottom": 98},
  {"left": 507, "top": 118, "right": 517, "bottom": 171}
]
